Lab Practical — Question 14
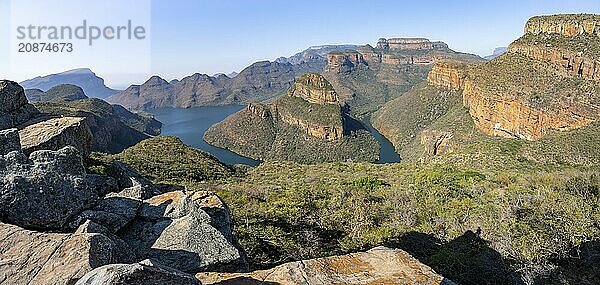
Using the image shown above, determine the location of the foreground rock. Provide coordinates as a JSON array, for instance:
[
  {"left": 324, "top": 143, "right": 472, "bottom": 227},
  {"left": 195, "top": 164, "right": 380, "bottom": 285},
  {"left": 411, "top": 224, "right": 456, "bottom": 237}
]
[
  {"left": 75, "top": 259, "right": 200, "bottom": 285},
  {"left": 0, "top": 222, "right": 117, "bottom": 285},
  {"left": 119, "top": 190, "right": 248, "bottom": 273},
  {"left": 0, "top": 80, "right": 39, "bottom": 129},
  {"left": 198, "top": 246, "right": 455, "bottom": 285},
  {"left": 18, "top": 116, "right": 93, "bottom": 156},
  {"left": 0, "top": 146, "right": 99, "bottom": 230}
]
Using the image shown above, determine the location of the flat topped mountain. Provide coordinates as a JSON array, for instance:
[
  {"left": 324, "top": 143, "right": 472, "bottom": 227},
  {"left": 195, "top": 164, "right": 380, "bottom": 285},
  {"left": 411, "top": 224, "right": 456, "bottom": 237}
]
[
  {"left": 287, "top": 73, "right": 338, "bottom": 104},
  {"left": 205, "top": 73, "right": 379, "bottom": 164},
  {"left": 20, "top": 68, "right": 119, "bottom": 99},
  {"left": 376, "top": 38, "right": 449, "bottom": 50}
]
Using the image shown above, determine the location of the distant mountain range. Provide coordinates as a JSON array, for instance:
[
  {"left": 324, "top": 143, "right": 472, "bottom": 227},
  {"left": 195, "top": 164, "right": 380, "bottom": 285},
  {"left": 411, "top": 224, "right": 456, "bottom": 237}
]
[
  {"left": 483, "top": 47, "right": 508, "bottom": 60},
  {"left": 20, "top": 68, "right": 120, "bottom": 99}
]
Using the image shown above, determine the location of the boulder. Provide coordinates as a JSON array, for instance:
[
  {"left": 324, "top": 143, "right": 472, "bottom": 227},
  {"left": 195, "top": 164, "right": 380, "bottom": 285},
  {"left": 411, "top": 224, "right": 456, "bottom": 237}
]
[
  {"left": 0, "top": 128, "right": 21, "bottom": 155},
  {"left": 18, "top": 116, "right": 93, "bottom": 156},
  {"left": 67, "top": 196, "right": 142, "bottom": 234},
  {"left": 0, "top": 80, "right": 39, "bottom": 129},
  {"left": 75, "top": 259, "right": 200, "bottom": 285},
  {"left": 198, "top": 246, "right": 456, "bottom": 285},
  {"left": 0, "top": 222, "right": 117, "bottom": 285},
  {"left": 119, "top": 191, "right": 248, "bottom": 273},
  {"left": 0, "top": 146, "right": 99, "bottom": 230}
]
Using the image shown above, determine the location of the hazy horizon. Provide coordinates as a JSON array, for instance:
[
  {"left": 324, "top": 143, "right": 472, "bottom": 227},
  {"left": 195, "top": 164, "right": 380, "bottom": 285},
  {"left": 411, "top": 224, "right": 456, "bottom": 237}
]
[{"left": 1, "top": 0, "right": 599, "bottom": 89}]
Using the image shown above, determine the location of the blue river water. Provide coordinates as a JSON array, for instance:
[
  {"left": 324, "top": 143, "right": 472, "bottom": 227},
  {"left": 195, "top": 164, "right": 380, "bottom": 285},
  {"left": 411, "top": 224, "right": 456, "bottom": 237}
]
[{"left": 150, "top": 106, "right": 401, "bottom": 166}]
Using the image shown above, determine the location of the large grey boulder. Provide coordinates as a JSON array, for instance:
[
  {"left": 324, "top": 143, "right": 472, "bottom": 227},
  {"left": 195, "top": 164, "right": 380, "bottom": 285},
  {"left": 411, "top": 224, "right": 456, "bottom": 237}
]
[
  {"left": 0, "top": 80, "right": 39, "bottom": 129},
  {"left": 19, "top": 116, "right": 93, "bottom": 156},
  {"left": 0, "top": 222, "right": 117, "bottom": 285},
  {"left": 75, "top": 259, "right": 200, "bottom": 285},
  {"left": 0, "top": 146, "right": 99, "bottom": 230},
  {"left": 0, "top": 128, "right": 21, "bottom": 155},
  {"left": 119, "top": 191, "right": 248, "bottom": 273}
]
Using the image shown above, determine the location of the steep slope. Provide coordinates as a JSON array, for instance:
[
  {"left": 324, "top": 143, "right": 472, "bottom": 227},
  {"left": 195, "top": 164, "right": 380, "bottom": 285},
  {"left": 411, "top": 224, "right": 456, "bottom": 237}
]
[
  {"left": 20, "top": 68, "right": 119, "bottom": 99},
  {"left": 323, "top": 38, "right": 484, "bottom": 117},
  {"left": 108, "top": 61, "right": 324, "bottom": 110},
  {"left": 25, "top": 84, "right": 88, "bottom": 103},
  {"left": 204, "top": 73, "right": 379, "bottom": 164}
]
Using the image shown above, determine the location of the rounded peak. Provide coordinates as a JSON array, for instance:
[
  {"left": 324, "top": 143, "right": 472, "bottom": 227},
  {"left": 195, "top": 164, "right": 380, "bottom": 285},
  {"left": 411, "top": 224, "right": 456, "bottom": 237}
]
[{"left": 144, "top": 76, "right": 169, "bottom": 86}]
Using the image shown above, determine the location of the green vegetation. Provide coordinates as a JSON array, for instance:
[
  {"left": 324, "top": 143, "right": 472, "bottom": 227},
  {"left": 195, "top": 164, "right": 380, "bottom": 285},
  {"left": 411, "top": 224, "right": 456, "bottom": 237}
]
[{"left": 109, "top": 136, "right": 234, "bottom": 183}]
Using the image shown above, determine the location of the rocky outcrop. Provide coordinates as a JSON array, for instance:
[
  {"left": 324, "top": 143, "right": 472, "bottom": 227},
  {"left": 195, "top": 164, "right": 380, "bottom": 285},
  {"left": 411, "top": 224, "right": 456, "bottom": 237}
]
[
  {"left": 421, "top": 130, "right": 453, "bottom": 156},
  {"left": 0, "top": 80, "right": 39, "bottom": 129},
  {"left": 0, "top": 222, "right": 117, "bottom": 285},
  {"left": 508, "top": 42, "right": 600, "bottom": 82},
  {"left": 524, "top": 14, "right": 600, "bottom": 37},
  {"left": 377, "top": 38, "right": 449, "bottom": 50},
  {"left": 247, "top": 103, "right": 271, "bottom": 118},
  {"left": 325, "top": 51, "right": 367, "bottom": 72},
  {"left": 119, "top": 190, "right": 248, "bottom": 273},
  {"left": 287, "top": 73, "right": 339, "bottom": 104},
  {"left": 75, "top": 259, "right": 200, "bottom": 285},
  {"left": 0, "top": 146, "right": 100, "bottom": 230},
  {"left": 35, "top": 98, "right": 162, "bottom": 154},
  {"left": 427, "top": 61, "right": 469, "bottom": 90},
  {"left": 18, "top": 117, "right": 93, "bottom": 156},
  {"left": 198, "top": 246, "right": 456, "bottom": 285}
]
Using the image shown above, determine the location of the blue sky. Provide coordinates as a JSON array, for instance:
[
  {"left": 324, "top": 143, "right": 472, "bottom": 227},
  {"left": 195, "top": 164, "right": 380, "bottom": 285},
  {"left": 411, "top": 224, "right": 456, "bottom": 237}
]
[{"left": 2, "top": 0, "right": 600, "bottom": 88}]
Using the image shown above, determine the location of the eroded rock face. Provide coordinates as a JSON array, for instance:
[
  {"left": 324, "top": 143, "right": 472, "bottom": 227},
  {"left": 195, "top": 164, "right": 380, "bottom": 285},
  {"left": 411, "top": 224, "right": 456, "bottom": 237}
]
[
  {"left": 427, "top": 61, "right": 469, "bottom": 90},
  {"left": 325, "top": 51, "right": 367, "bottom": 72},
  {"left": 119, "top": 190, "right": 248, "bottom": 273},
  {"left": 508, "top": 42, "right": 600, "bottom": 82},
  {"left": 287, "top": 73, "right": 339, "bottom": 104},
  {"left": 19, "top": 117, "right": 93, "bottom": 156},
  {"left": 0, "top": 80, "right": 39, "bottom": 129},
  {"left": 0, "top": 146, "right": 99, "bottom": 230},
  {"left": 198, "top": 246, "right": 456, "bottom": 285},
  {"left": 0, "top": 222, "right": 117, "bottom": 285},
  {"left": 525, "top": 14, "right": 600, "bottom": 37},
  {"left": 75, "top": 259, "right": 200, "bottom": 285}
]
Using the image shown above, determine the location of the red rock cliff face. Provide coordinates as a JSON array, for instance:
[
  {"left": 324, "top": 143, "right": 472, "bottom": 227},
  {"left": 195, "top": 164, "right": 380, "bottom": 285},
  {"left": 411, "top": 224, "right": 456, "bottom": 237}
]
[
  {"left": 427, "top": 61, "right": 469, "bottom": 90},
  {"left": 424, "top": 15, "right": 600, "bottom": 141},
  {"left": 461, "top": 80, "right": 595, "bottom": 140}
]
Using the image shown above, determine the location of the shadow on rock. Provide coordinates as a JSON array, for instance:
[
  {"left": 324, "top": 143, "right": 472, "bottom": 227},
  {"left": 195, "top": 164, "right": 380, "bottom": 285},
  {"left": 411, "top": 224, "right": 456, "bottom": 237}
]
[
  {"left": 385, "top": 230, "right": 524, "bottom": 285},
  {"left": 536, "top": 240, "right": 600, "bottom": 285}
]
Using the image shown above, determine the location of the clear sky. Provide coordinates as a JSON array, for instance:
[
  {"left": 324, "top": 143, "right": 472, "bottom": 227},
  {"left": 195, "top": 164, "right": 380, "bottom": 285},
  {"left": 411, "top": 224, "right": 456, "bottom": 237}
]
[{"left": 1, "top": 0, "right": 600, "bottom": 89}]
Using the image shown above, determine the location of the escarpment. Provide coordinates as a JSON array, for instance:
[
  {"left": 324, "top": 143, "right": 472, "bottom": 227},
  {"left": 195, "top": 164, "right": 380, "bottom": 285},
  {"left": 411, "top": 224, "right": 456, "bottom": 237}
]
[
  {"left": 205, "top": 73, "right": 379, "bottom": 163},
  {"left": 419, "top": 15, "right": 600, "bottom": 141}
]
